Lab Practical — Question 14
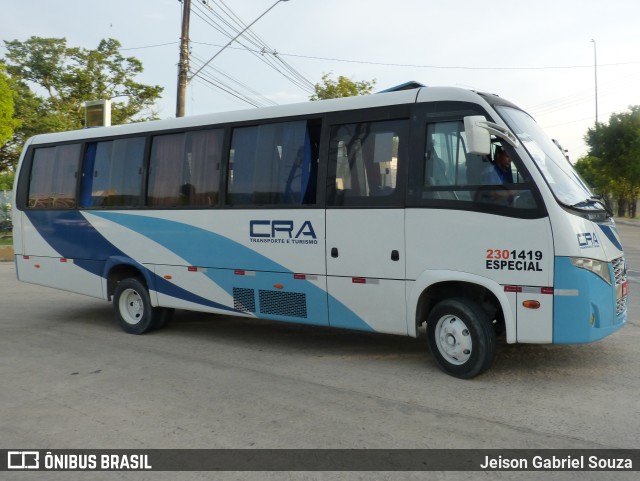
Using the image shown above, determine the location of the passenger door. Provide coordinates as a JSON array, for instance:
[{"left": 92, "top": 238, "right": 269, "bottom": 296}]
[{"left": 325, "top": 112, "right": 409, "bottom": 334}]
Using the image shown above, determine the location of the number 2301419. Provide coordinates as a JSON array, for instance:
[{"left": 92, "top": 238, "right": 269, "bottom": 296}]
[{"left": 486, "top": 249, "right": 543, "bottom": 261}]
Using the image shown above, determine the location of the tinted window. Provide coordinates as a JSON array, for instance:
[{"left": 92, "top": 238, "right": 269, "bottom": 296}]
[
  {"left": 328, "top": 119, "right": 407, "bottom": 206},
  {"left": 28, "top": 144, "right": 82, "bottom": 209},
  {"left": 81, "top": 137, "right": 145, "bottom": 208},
  {"left": 227, "top": 121, "right": 317, "bottom": 205},
  {"left": 148, "top": 129, "right": 223, "bottom": 207}
]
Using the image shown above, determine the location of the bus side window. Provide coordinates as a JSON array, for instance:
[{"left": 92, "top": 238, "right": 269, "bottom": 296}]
[
  {"left": 81, "top": 137, "right": 145, "bottom": 208},
  {"left": 424, "top": 121, "right": 470, "bottom": 200},
  {"left": 328, "top": 119, "right": 407, "bottom": 206},
  {"left": 147, "top": 129, "right": 223, "bottom": 208},
  {"left": 227, "top": 120, "right": 319, "bottom": 206},
  {"left": 422, "top": 121, "right": 539, "bottom": 211},
  {"left": 28, "top": 144, "right": 82, "bottom": 209}
]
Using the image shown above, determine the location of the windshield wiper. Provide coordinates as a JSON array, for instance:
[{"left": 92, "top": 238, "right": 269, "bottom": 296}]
[
  {"left": 571, "top": 196, "right": 613, "bottom": 217},
  {"left": 591, "top": 195, "right": 614, "bottom": 217}
]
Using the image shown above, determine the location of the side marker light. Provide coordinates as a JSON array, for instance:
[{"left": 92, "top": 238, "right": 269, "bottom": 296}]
[{"left": 522, "top": 300, "right": 540, "bottom": 309}]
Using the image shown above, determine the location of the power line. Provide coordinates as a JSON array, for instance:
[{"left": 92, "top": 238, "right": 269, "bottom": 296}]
[
  {"left": 528, "top": 72, "right": 640, "bottom": 118},
  {"left": 190, "top": 0, "right": 314, "bottom": 94},
  {"left": 278, "top": 52, "right": 640, "bottom": 71},
  {"left": 190, "top": 53, "right": 278, "bottom": 107},
  {"left": 120, "top": 42, "right": 178, "bottom": 51},
  {"left": 194, "top": 76, "right": 261, "bottom": 108},
  {"left": 115, "top": 38, "right": 640, "bottom": 72},
  {"left": 207, "top": 0, "right": 313, "bottom": 92},
  {"left": 190, "top": 0, "right": 285, "bottom": 81},
  {"left": 542, "top": 108, "right": 629, "bottom": 129}
]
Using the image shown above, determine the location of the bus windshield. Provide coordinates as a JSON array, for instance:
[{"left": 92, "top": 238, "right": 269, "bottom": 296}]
[{"left": 495, "top": 105, "right": 596, "bottom": 208}]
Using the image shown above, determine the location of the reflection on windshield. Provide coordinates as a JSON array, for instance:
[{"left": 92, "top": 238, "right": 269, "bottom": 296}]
[{"left": 495, "top": 106, "right": 594, "bottom": 207}]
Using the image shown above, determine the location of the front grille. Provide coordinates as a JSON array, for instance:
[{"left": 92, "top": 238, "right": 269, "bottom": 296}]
[
  {"left": 616, "top": 297, "right": 627, "bottom": 317},
  {"left": 613, "top": 256, "right": 626, "bottom": 285},
  {"left": 612, "top": 256, "right": 627, "bottom": 316}
]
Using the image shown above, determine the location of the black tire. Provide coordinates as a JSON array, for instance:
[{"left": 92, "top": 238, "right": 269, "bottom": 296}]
[
  {"left": 426, "top": 297, "right": 496, "bottom": 379},
  {"left": 113, "top": 277, "right": 173, "bottom": 334},
  {"left": 154, "top": 307, "right": 175, "bottom": 331}
]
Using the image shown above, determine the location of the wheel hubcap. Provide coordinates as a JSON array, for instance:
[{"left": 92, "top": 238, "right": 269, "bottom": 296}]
[
  {"left": 119, "top": 288, "right": 144, "bottom": 325},
  {"left": 435, "top": 315, "right": 472, "bottom": 365}
]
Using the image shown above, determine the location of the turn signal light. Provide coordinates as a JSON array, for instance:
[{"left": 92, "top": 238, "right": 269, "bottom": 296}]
[{"left": 522, "top": 300, "right": 541, "bottom": 309}]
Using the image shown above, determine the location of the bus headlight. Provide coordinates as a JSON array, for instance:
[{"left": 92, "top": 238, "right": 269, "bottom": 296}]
[{"left": 571, "top": 257, "right": 611, "bottom": 285}]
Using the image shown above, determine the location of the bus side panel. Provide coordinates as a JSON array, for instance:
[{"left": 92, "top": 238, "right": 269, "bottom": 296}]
[
  {"left": 16, "top": 255, "right": 104, "bottom": 299},
  {"left": 17, "top": 213, "right": 104, "bottom": 298},
  {"left": 326, "top": 209, "right": 406, "bottom": 334},
  {"left": 327, "top": 277, "right": 405, "bottom": 334},
  {"left": 11, "top": 211, "right": 24, "bottom": 258},
  {"left": 86, "top": 210, "right": 330, "bottom": 325},
  {"left": 154, "top": 265, "right": 330, "bottom": 327},
  {"left": 88, "top": 210, "right": 326, "bottom": 274},
  {"left": 516, "top": 288, "right": 553, "bottom": 342},
  {"left": 152, "top": 264, "right": 237, "bottom": 314},
  {"left": 406, "top": 209, "right": 554, "bottom": 343}
]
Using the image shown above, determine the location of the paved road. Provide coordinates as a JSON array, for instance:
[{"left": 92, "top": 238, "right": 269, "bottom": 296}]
[{"left": 1, "top": 222, "right": 639, "bottom": 481}]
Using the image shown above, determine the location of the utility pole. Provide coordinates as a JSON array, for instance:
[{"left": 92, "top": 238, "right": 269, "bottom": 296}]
[
  {"left": 176, "top": 0, "right": 191, "bottom": 118},
  {"left": 591, "top": 39, "right": 598, "bottom": 127}
]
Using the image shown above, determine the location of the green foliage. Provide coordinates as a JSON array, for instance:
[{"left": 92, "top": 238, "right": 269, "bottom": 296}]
[
  {"left": 0, "top": 64, "right": 20, "bottom": 147},
  {"left": 0, "top": 186, "right": 11, "bottom": 237},
  {"left": 0, "top": 170, "right": 14, "bottom": 191},
  {"left": 310, "top": 73, "right": 376, "bottom": 101},
  {"left": 573, "top": 155, "right": 612, "bottom": 197},
  {"left": 584, "top": 107, "right": 640, "bottom": 216},
  {"left": 0, "top": 36, "right": 163, "bottom": 172}
]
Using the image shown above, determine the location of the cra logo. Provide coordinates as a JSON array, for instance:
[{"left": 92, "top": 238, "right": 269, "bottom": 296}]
[
  {"left": 577, "top": 232, "right": 600, "bottom": 249},
  {"left": 249, "top": 220, "right": 317, "bottom": 240}
]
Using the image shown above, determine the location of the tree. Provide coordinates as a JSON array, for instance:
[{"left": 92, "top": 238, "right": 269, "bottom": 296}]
[
  {"left": 0, "top": 64, "right": 20, "bottom": 147},
  {"left": 584, "top": 107, "right": 640, "bottom": 217},
  {"left": 0, "top": 171, "right": 14, "bottom": 191},
  {"left": 573, "top": 155, "right": 612, "bottom": 198},
  {"left": 0, "top": 36, "right": 163, "bottom": 173},
  {"left": 310, "top": 73, "right": 376, "bottom": 101}
]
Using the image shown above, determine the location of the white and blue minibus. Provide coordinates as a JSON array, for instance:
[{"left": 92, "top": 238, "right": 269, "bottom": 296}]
[{"left": 12, "top": 85, "right": 628, "bottom": 378}]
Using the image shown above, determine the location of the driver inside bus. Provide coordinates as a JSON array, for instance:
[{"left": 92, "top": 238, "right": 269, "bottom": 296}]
[{"left": 480, "top": 146, "right": 514, "bottom": 205}]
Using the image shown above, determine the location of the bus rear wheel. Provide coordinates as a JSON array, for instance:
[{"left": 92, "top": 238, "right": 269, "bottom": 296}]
[
  {"left": 426, "top": 297, "right": 496, "bottom": 379},
  {"left": 113, "top": 277, "right": 173, "bottom": 334}
]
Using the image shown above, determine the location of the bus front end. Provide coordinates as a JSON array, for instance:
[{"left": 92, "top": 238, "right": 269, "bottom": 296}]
[
  {"left": 552, "top": 216, "right": 627, "bottom": 343},
  {"left": 494, "top": 104, "right": 628, "bottom": 344}
]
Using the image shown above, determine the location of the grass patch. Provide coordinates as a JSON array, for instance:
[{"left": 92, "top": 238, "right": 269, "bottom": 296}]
[{"left": 0, "top": 236, "right": 13, "bottom": 246}]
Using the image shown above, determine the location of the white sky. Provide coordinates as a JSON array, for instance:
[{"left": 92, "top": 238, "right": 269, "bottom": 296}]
[{"left": 3, "top": 0, "right": 640, "bottom": 160}]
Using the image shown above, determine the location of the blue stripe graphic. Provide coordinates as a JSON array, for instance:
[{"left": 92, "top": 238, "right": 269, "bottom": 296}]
[
  {"left": 597, "top": 224, "right": 623, "bottom": 252},
  {"left": 24, "top": 211, "right": 239, "bottom": 313},
  {"left": 85, "top": 212, "right": 374, "bottom": 331}
]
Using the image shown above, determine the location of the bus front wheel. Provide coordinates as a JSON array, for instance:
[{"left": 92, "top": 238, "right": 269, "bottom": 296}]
[
  {"left": 113, "top": 277, "right": 173, "bottom": 334},
  {"left": 427, "top": 297, "right": 496, "bottom": 379}
]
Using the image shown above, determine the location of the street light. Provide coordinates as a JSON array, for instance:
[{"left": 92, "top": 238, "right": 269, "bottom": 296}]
[
  {"left": 189, "top": 0, "right": 290, "bottom": 82},
  {"left": 590, "top": 39, "right": 598, "bottom": 126}
]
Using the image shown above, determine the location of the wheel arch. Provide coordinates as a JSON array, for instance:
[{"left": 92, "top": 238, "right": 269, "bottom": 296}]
[
  {"left": 104, "top": 256, "right": 154, "bottom": 303},
  {"left": 409, "top": 270, "right": 515, "bottom": 343}
]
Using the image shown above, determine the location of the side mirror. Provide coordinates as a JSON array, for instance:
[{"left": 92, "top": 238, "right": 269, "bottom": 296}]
[
  {"left": 464, "top": 116, "right": 491, "bottom": 155},
  {"left": 464, "top": 115, "right": 520, "bottom": 153}
]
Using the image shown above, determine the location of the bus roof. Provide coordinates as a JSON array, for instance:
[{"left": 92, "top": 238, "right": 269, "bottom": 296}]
[{"left": 28, "top": 86, "right": 489, "bottom": 145}]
